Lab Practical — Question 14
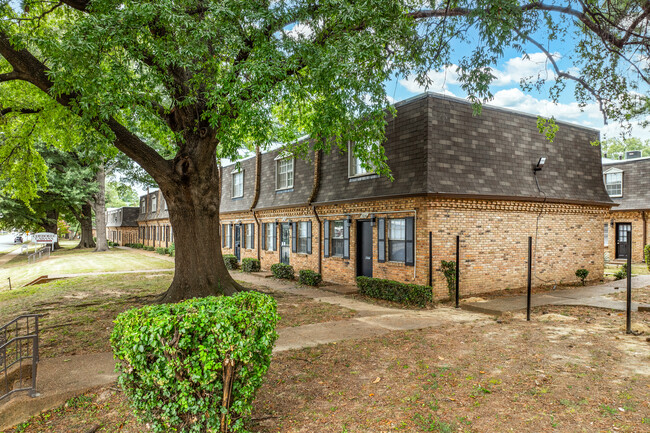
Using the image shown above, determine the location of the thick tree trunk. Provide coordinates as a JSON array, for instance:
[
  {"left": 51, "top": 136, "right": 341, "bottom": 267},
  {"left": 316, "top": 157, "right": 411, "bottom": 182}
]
[
  {"left": 42, "top": 209, "right": 61, "bottom": 250},
  {"left": 92, "top": 164, "right": 109, "bottom": 252},
  {"left": 158, "top": 148, "right": 243, "bottom": 303},
  {"left": 76, "top": 203, "right": 96, "bottom": 249}
]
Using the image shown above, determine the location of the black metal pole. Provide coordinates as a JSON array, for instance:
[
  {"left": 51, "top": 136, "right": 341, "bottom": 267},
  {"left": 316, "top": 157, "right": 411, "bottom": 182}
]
[
  {"left": 527, "top": 236, "right": 532, "bottom": 321},
  {"left": 7, "top": 277, "right": 10, "bottom": 291},
  {"left": 455, "top": 235, "right": 460, "bottom": 308},
  {"left": 626, "top": 229, "right": 632, "bottom": 334},
  {"left": 428, "top": 231, "right": 433, "bottom": 287}
]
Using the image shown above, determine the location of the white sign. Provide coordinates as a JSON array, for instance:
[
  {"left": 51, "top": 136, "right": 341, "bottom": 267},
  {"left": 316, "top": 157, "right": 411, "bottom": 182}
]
[{"left": 33, "top": 232, "right": 58, "bottom": 244}]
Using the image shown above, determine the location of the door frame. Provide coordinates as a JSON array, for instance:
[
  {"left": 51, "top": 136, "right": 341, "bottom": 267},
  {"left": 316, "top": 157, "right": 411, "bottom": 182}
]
[
  {"left": 280, "top": 222, "right": 291, "bottom": 265},
  {"left": 356, "top": 219, "right": 373, "bottom": 278},
  {"left": 615, "top": 222, "right": 632, "bottom": 260}
]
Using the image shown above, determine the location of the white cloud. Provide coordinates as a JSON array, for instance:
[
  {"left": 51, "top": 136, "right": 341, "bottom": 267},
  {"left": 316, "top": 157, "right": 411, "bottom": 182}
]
[
  {"left": 490, "top": 52, "right": 559, "bottom": 86},
  {"left": 399, "top": 65, "right": 459, "bottom": 94},
  {"left": 489, "top": 88, "right": 602, "bottom": 121}
]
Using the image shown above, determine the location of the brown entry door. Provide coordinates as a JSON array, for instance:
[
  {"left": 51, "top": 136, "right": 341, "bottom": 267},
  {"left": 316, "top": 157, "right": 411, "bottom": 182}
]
[{"left": 615, "top": 223, "right": 632, "bottom": 259}]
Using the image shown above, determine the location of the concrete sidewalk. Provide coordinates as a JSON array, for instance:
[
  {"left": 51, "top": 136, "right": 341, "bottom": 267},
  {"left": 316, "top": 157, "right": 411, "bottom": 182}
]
[{"left": 461, "top": 275, "right": 650, "bottom": 315}]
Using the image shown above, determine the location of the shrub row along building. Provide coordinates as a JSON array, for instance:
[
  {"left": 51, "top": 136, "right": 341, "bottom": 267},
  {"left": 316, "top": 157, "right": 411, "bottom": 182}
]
[{"left": 110, "top": 93, "right": 614, "bottom": 298}]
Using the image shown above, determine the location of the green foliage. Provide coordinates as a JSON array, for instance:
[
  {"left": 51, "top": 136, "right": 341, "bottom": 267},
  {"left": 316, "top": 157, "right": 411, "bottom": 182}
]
[
  {"left": 168, "top": 243, "right": 175, "bottom": 257},
  {"left": 223, "top": 254, "right": 239, "bottom": 270},
  {"left": 144, "top": 246, "right": 155, "bottom": 251},
  {"left": 270, "top": 263, "right": 294, "bottom": 280},
  {"left": 575, "top": 269, "right": 589, "bottom": 285},
  {"left": 155, "top": 247, "right": 168, "bottom": 255},
  {"left": 440, "top": 261, "right": 457, "bottom": 300},
  {"left": 356, "top": 276, "right": 433, "bottom": 307},
  {"left": 614, "top": 265, "right": 627, "bottom": 280},
  {"left": 645, "top": 245, "right": 650, "bottom": 272},
  {"left": 601, "top": 137, "right": 650, "bottom": 159},
  {"left": 298, "top": 270, "right": 322, "bottom": 286},
  {"left": 241, "top": 258, "right": 261, "bottom": 273},
  {"left": 111, "top": 293, "right": 279, "bottom": 433},
  {"left": 125, "top": 243, "right": 143, "bottom": 249},
  {"left": 536, "top": 117, "right": 559, "bottom": 142},
  {"left": 105, "top": 180, "right": 139, "bottom": 208}
]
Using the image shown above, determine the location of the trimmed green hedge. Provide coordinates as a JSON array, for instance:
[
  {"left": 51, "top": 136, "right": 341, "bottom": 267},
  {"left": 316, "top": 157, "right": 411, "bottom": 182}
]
[
  {"left": 356, "top": 276, "right": 433, "bottom": 307},
  {"left": 242, "top": 258, "right": 261, "bottom": 272},
  {"left": 155, "top": 247, "right": 169, "bottom": 255},
  {"left": 298, "top": 270, "right": 322, "bottom": 286},
  {"left": 144, "top": 246, "right": 155, "bottom": 251},
  {"left": 270, "top": 263, "right": 294, "bottom": 280},
  {"left": 224, "top": 254, "right": 239, "bottom": 270},
  {"left": 111, "top": 293, "right": 279, "bottom": 433},
  {"left": 168, "top": 243, "right": 175, "bottom": 257},
  {"left": 126, "top": 243, "right": 144, "bottom": 249},
  {"left": 645, "top": 245, "right": 650, "bottom": 271}
]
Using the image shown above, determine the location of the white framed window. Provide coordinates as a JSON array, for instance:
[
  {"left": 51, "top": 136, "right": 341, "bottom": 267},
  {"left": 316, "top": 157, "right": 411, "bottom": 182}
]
[
  {"left": 276, "top": 158, "right": 294, "bottom": 190},
  {"left": 604, "top": 223, "right": 609, "bottom": 247},
  {"left": 348, "top": 142, "right": 374, "bottom": 177},
  {"left": 388, "top": 219, "right": 406, "bottom": 262},
  {"left": 298, "top": 222, "right": 309, "bottom": 254},
  {"left": 245, "top": 223, "right": 254, "bottom": 249},
  {"left": 604, "top": 169, "right": 623, "bottom": 197},
  {"left": 163, "top": 198, "right": 168, "bottom": 210},
  {"left": 223, "top": 224, "right": 232, "bottom": 247},
  {"left": 266, "top": 223, "right": 275, "bottom": 251},
  {"left": 232, "top": 171, "right": 244, "bottom": 198},
  {"left": 151, "top": 195, "right": 157, "bottom": 212},
  {"left": 331, "top": 220, "right": 344, "bottom": 257},
  {"left": 140, "top": 199, "right": 146, "bottom": 213}
]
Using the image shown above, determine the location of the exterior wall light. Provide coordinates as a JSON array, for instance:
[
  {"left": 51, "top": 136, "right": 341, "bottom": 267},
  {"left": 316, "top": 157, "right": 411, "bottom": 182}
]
[{"left": 534, "top": 157, "right": 547, "bottom": 172}]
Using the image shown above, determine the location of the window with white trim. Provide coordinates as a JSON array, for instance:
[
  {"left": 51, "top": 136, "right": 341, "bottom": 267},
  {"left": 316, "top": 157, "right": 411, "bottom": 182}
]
[
  {"left": 604, "top": 223, "right": 609, "bottom": 247},
  {"left": 348, "top": 142, "right": 374, "bottom": 177},
  {"left": 163, "top": 198, "right": 168, "bottom": 210},
  {"left": 245, "top": 223, "right": 254, "bottom": 249},
  {"left": 276, "top": 158, "right": 294, "bottom": 190},
  {"left": 140, "top": 199, "right": 146, "bottom": 213},
  {"left": 232, "top": 171, "right": 244, "bottom": 198},
  {"left": 604, "top": 171, "right": 623, "bottom": 197},
  {"left": 151, "top": 195, "right": 157, "bottom": 212},
  {"left": 388, "top": 219, "right": 406, "bottom": 262},
  {"left": 298, "top": 221, "right": 309, "bottom": 254},
  {"left": 223, "top": 225, "right": 232, "bottom": 247},
  {"left": 265, "top": 223, "right": 274, "bottom": 251},
  {"left": 331, "top": 221, "right": 344, "bottom": 257}
]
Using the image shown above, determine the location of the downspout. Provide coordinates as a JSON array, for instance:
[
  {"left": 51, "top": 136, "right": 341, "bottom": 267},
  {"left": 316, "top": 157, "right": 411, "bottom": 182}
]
[
  {"left": 250, "top": 146, "right": 262, "bottom": 261},
  {"left": 307, "top": 148, "right": 323, "bottom": 275},
  {"left": 643, "top": 210, "right": 647, "bottom": 262}
]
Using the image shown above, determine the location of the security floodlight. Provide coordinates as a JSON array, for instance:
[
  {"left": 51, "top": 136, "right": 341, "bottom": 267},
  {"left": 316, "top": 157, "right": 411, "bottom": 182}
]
[{"left": 534, "top": 157, "right": 547, "bottom": 172}]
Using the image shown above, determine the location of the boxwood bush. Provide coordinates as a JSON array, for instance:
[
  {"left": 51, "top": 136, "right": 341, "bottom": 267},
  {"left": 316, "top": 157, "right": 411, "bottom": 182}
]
[
  {"left": 223, "top": 254, "right": 239, "bottom": 270},
  {"left": 575, "top": 268, "right": 589, "bottom": 285},
  {"left": 270, "top": 263, "right": 294, "bottom": 280},
  {"left": 111, "top": 292, "right": 279, "bottom": 433},
  {"left": 168, "top": 242, "right": 175, "bottom": 257},
  {"left": 356, "top": 276, "right": 433, "bottom": 307},
  {"left": 298, "top": 269, "right": 322, "bottom": 286},
  {"left": 242, "top": 258, "right": 261, "bottom": 272},
  {"left": 155, "top": 247, "right": 168, "bottom": 255}
]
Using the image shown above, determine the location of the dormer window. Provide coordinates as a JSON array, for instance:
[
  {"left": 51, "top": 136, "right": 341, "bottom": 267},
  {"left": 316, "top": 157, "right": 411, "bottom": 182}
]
[
  {"left": 348, "top": 142, "right": 375, "bottom": 177},
  {"left": 604, "top": 168, "right": 623, "bottom": 197},
  {"left": 232, "top": 170, "right": 244, "bottom": 198},
  {"left": 151, "top": 195, "right": 157, "bottom": 212},
  {"left": 276, "top": 157, "right": 294, "bottom": 190},
  {"left": 140, "top": 199, "right": 146, "bottom": 213}
]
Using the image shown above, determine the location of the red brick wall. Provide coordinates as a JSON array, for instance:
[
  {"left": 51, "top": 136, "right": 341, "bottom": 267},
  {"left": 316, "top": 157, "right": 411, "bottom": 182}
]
[{"left": 604, "top": 211, "right": 649, "bottom": 263}]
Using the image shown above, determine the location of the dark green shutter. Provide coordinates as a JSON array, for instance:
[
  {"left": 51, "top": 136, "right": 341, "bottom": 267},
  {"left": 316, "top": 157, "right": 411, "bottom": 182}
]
[
  {"left": 272, "top": 223, "right": 277, "bottom": 251},
  {"left": 307, "top": 221, "right": 312, "bottom": 254},
  {"left": 221, "top": 224, "right": 225, "bottom": 247},
  {"left": 343, "top": 219, "right": 350, "bottom": 259},
  {"left": 405, "top": 217, "right": 414, "bottom": 266},
  {"left": 229, "top": 224, "right": 233, "bottom": 248},
  {"left": 291, "top": 222, "right": 297, "bottom": 253},
  {"left": 261, "top": 223, "right": 265, "bottom": 250},
  {"left": 251, "top": 224, "right": 255, "bottom": 249},
  {"left": 378, "top": 218, "right": 386, "bottom": 263},
  {"left": 324, "top": 220, "right": 329, "bottom": 258}
]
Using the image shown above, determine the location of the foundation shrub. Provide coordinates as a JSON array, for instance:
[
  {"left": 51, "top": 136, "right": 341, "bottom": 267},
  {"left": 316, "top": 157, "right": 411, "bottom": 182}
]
[
  {"left": 270, "top": 263, "right": 294, "bottom": 280},
  {"left": 127, "top": 243, "right": 144, "bottom": 249},
  {"left": 440, "top": 261, "right": 456, "bottom": 300},
  {"left": 575, "top": 269, "right": 589, "bottom": 285},
  {"left": 168, "top": 243, "right": 175, "bottom": 257},
  {"left": 645, "top": 245, "right": 650, "bottom": 271},
  {"left": 614, "top": 265, "right": 627, "bottom": 280},
  {"left": 223, "top": 254, "right": 239, "bottom": 270},
  {"left": 144, "top": 246, "right": 155, "bottom": 251},
  {"left": 356, "top": 276, "right": 433, "bottom": 307},
  {"left": 298, "top": 270, "right": 322, "bottom": 286},
  {"left": 155, "top": 247, "right": 168, "bottom": 255},
  {"left": 242, "top": 258, "right": 261, "bottom": 272},
  {"left": 111, "top": 292, "right": 279, "bottom": 433}
]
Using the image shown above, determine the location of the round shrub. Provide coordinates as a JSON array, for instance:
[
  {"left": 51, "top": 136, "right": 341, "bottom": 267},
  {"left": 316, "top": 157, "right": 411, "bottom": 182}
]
[
  {"left": 242, "top": 258, "right": 261, "bottom": 272},
  {"left": 298, "top": 269, "right": 322, "bottom": 286},
  {"left": 270, "top": 263, "right": 294, "bottom": 279},
  {"left": 223, "top": 254, "right": 239, "bottom": 270},
  {"left": 111, "top": 292, "right": 279, "bottom": 433},
  {"left": 575, "top": 268, "right": 589, "bottom": 285}
]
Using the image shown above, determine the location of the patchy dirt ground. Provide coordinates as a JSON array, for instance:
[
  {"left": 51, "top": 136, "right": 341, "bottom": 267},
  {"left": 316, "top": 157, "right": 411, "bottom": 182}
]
[
  {"left": 605, "top": 285, "right": 650, "bottom": 305},
  {"left": 6, "top": 308, "right": 649, "bottom": 433},
  {"left": 0, "top": 274, "right": 355, "bottom": 358}
]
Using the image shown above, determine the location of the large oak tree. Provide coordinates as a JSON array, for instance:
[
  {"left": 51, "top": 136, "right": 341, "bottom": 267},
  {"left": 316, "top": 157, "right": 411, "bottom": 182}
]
[{"left": 0, "top": 0, "right": 647, "bottom": 302}]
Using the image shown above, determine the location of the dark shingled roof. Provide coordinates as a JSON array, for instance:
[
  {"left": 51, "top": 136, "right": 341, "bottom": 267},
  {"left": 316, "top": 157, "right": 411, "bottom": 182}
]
[
  {"left": 219, "top": 93, "right": 613, "bottom": 212},
  {"left": 602, "top": 157, "right": 650, "bottom": 211},
  {"left": 137, "top": 190, "right": 169, "bottom": 222},
  {"left": 106, "top": 207, "right": 139, "bottom": 227}
]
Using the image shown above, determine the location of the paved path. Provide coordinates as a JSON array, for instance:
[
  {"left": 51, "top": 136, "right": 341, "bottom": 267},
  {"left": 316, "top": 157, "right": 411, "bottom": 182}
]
[
  {"left": 0, "top": 245, "right": 24, "bottom": 267},
  {"left": 461, "top": 275, "right": 650, "bottom": 315},
  {"left": 0, "top": 270, "right": 485, "bottom": 430},
  {"left": 49, "top": 268, "right": 174, "bottom": 279}
]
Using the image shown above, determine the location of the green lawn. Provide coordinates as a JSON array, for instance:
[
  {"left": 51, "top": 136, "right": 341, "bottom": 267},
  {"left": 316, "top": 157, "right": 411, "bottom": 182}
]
[
  {"left": 0, "top": 247, "right": 174, "bottom": 289},
  {"left": 604, "top": 263, "right": 649, "bottom": 276}
]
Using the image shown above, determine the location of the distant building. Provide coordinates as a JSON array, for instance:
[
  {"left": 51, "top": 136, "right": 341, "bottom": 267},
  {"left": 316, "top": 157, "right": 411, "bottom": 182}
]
[
  {"left": 602, "top": 155, "right": 650, "bottom": 263},
  {"left": 106, "top": 207, "right": 139, "bottom": 245},
  {"left": 136, "top": 190, "right": 173, "bottom": 248}
]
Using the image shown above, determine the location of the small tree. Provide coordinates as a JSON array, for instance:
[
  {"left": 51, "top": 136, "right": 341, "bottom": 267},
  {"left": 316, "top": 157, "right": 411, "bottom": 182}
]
[{"left": 575, "top": 269, "right": 589, "bottom": 285}]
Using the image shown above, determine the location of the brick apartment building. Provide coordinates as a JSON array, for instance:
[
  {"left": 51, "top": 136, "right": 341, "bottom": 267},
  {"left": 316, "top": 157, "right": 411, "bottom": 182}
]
[
  {"left": 137, "top": 190, "right": 174, "bottom": 249},
  {"left": 216, "top": 93, "right": 613, "bottom": 298},
  {"left": 106, "top": 207, "right": 139, "bottom": 245},
  {"left": 602, "top": 155, "right": 650, "bottom": 264}
]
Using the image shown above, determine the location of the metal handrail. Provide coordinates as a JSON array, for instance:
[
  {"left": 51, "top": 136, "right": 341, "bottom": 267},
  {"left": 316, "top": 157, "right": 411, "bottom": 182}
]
[
  {"left": 0, "top": 315, "right": 41, "bottom": 402},
  {"left": 27, "top": 246, "right": 50, "bottom": 264}
]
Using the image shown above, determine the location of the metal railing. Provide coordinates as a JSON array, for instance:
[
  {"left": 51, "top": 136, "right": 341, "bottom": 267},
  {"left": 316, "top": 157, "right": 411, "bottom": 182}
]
[
  {"left": 27, "top": 246, "right": 50, "bottom": 264},
  {"left": 1, "top": 315, "right": 41, "bottom": 402}
]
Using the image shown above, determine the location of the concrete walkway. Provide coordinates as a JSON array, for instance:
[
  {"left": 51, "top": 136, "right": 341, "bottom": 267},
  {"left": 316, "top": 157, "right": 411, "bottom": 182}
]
[
  {"left": 461, "top": 275, "right": 650, "bottom": 315},
  {"left": 0, "top": 269, "right": 485, "bottom": 430},
  {"left": 0, "top": 245, "right": 23, "bottom": 267}
]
